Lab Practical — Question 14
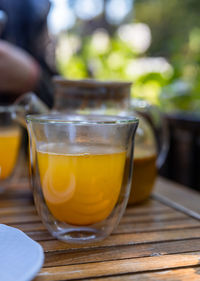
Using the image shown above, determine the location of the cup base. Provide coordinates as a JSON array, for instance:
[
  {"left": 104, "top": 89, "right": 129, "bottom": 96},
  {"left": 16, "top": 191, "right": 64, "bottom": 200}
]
[{"left": 53, "top": 227, "right": 106, "bottom": 244}]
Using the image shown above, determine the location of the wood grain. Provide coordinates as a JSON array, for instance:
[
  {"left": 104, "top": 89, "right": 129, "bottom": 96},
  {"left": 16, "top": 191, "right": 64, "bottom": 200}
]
[
  {"left": 115, "top": 217, "right": 200, "bottom": 233},
  {"left": 154, "top": 177, "right": 200, "bottom": 220},
  {"left": 2, "top": 176, "right": 200, "bottom": 281},
  {"left": 35, "top": 252, "right": 200, "bottom": 281},
  {"left": 83, "top": 267, "right": 200, "bottom": 281},
  {"left": 44, "top": 238, "right": 200, "bottom": 267},
  {"left": 0, "top": 205, "right": 36, "bottom": 216},
  {"left": 40, "top": 227, "right": 200, "bottom": 253}
]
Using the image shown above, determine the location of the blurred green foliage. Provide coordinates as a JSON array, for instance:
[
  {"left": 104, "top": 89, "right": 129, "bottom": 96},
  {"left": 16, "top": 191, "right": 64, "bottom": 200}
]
[
  {"left": 135, "top": 0, "right": 200, "bottom": 112},
  {"left": 56, "top": 0, "right": 200, "bottom": 112}
]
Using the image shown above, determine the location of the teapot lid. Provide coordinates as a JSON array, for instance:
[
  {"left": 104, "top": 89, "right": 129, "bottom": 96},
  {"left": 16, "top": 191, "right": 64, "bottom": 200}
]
[
  {"left": 53, "top": 76, "right": 132, "bottom": 89},
  {"left": 53, "top": 77, "right": 132, "bottom": 110}
]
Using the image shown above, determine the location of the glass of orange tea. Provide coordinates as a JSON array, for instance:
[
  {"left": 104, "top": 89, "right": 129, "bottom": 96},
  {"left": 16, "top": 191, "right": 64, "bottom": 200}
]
[
  {"left": 26, "top": 114, "right": 138, "bottom": 243},
  {"left": 0, "top": 106, "right": 22, "bottom": 192}
]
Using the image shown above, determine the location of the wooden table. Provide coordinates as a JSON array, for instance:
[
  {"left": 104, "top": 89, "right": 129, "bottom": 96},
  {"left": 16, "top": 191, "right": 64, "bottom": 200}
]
[{"left": 1, "top": 177, "right": 200, "bottom": 281}]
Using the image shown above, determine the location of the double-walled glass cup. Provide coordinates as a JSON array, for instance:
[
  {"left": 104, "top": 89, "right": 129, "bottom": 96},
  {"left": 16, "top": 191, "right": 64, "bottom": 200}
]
[
  {"left": 0, "top": 106, "right": 22, "bottom": 192},
  {"left": 27, "top": 114, "right": 138, "bottom": 243},
  {"left": 0, "top": 93, "right": 50, "bottom": 192}
]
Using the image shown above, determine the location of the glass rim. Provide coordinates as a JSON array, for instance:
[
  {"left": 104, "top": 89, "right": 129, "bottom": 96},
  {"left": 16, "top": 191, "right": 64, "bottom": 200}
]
[{"left": 26, "top": 113, "right": 139, "bottom": 125}]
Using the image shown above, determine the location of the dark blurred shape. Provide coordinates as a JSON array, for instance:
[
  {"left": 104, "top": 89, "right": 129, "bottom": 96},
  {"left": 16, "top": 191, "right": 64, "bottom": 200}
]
[
  {"left": 0, "top": 10, "right": 7, "bottom": 35},
  {"left": 160, "top": 113, "right": 200, "bottom": 190},
  {"left": 0, "top": 0, "right": 55, "bottom": 107}
]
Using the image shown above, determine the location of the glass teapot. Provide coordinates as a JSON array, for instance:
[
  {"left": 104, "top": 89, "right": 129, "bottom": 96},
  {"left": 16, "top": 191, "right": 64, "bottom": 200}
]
[{"left": 53, "top": 77, "right": 168, "bottom": 204}]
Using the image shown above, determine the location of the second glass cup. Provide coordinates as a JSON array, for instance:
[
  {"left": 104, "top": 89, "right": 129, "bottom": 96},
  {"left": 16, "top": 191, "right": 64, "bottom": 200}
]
[
  {"left": 27, "top": 114, "right": 138, "bottom": 243},
  {"left": 0, "top": 106, "right": 22, "bottom": 192}
]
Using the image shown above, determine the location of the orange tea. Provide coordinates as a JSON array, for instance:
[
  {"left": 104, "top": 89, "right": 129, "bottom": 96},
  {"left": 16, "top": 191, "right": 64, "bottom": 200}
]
[
  {"left": 128, "top": 147, "right": 157, "bottom": 204},
  {"left": 0, "top": 127, "right": 21, "bottom": 180},
  {"left": 37, "top": 143, "right": 126, "bottom": 226}
]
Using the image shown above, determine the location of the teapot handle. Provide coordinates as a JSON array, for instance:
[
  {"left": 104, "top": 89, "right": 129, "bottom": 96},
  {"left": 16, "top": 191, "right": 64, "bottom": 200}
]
[
  {"left": 154, "top": 110, "right": 169, "bottom": 170},
  {"left": 131, "top": 100, "right": 169, "bottom": 170},
  {"left": 13, "top": 92, "right": 49, "bottom": 126}
]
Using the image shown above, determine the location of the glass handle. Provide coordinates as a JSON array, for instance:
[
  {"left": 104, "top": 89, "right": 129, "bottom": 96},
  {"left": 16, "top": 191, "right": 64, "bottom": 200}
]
[
  {"left": 144, "top": 106, "right": 169, "bottom": 170},
  {"left": 13, "top": 92, "right": 50, "bottom": 127},
  {"left": 155, "top": 113, "right": 169, "bottom": 170},
  {"left": 132, "top": 100, "right": 169, "bottom": 170}
]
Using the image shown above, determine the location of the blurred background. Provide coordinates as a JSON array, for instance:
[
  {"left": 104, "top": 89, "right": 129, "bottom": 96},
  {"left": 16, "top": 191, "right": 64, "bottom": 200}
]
[{"left": 48, "top": 0, "right": 200, "bottom": 112}]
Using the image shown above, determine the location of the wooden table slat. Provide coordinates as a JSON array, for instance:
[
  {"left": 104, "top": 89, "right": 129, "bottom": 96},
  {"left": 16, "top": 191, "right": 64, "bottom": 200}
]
[
  {"left": 43, "top": 238, "right": 200, "bottom": 267},
  {"left": 83, "top": 267, "right": 200, "bottom": 281},
  {"left": 9, "top": 216, "right": 200, "bottom": 235},
  {"left": 154, "top": 177, "right": 200, "bottom": 220},
  {"left": 40, "top": 227, "right": 200, "bottom": 253},
  {"left": 35, "top": 252, "right": 200, "bottom": 281}
]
